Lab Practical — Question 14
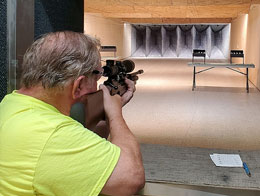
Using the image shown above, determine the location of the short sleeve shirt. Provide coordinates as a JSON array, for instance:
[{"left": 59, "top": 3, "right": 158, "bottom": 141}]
[{"left": 0, "top": 91, "right": 120, "bottom": 196}]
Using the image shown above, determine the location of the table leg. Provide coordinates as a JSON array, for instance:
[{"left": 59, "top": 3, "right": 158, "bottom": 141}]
[
  {"left": 246, "top": 68, "right": 249, "bottom": 93},
  {"left": 192, "top": 66, "right": 196, "bottom": 91}
]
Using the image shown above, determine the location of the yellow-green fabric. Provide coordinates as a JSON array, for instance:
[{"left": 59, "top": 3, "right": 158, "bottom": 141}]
[{"left": 0, "top": 91, "right": 120, "bottom": 196}]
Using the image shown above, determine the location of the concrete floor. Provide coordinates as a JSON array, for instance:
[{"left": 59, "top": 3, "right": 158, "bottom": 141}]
[
  {"left": 122, "top": 59, "right": 260, "bottom": 150},
  {"left": 98, "top": 58, "right": 260, "bottom": 195}
]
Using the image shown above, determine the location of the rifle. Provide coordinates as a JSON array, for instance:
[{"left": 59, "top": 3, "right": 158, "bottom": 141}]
[
  {"left": 102, "top": 59, "right": 144, "bottom": 96},
  {"left": 70, "top": 59, "right": 144, "bottom": 130}
]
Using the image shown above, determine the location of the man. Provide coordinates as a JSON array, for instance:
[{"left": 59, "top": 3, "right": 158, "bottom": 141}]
[{"left": 0, "top": 31, "right": 145, "bottom": 196}]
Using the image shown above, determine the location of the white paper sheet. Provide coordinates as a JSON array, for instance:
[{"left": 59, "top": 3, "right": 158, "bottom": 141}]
[{"left": 210, "top": 153, "right": 243, "bottom": 167}]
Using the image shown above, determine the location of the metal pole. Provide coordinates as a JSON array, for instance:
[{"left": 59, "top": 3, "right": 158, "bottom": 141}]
[
  {"left": 192, "top": 66, "right": 196, "bottom": 91},
  {"left": 246, "top": 68, "right": 249, "bottom": 93},
  {"left": 7, "top": 0, "right": 17, "bottom": 93},
  {"left": 7, "top": 0, "right": 34, "bottom": 92}
]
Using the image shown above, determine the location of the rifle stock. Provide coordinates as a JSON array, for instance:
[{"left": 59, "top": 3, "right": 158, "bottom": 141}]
[{"left": 81, "top": 90, "right": 105, "bottom": 130}]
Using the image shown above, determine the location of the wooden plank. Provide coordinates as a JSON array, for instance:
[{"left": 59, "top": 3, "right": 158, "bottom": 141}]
[
  {"left": 85, "top": 5, "right": 250, "bottom": 19},
  {"left": 121, "top": 18, "right": 232, "bottom": 24},
  {"left": 140, "top": 143, "right": 260, "bottom": 190},
  {"left": 188, "top": 62, "right": 255, "bottom": 68},
  {"left": 85, "top": 0, "right": 252, "bottom": 7},
  {"left": 85, "top": 0, "right": 251, "bottom": 19},
  {"left": 252, "top": 0, "right": 260, "bottom": 4}
]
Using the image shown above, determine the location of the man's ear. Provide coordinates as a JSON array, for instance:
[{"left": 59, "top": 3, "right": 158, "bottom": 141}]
[{"left": 71, "top": 76, "right": 86, "bottom": 100}]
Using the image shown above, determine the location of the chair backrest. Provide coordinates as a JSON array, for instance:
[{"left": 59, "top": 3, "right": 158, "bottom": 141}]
[
  {"left": 230, "top": 50, "right": 244, "bottom": 58},
  {"left": 100, "top": 46, "right": 117, "bottom": 52},
  {"left": 193, "top": 49, "right": 206, "bottom": 57}
]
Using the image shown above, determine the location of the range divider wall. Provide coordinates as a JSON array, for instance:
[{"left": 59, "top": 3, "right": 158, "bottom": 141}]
[{"left": 131, "top": 24, "right": 230, "bottom": 59}]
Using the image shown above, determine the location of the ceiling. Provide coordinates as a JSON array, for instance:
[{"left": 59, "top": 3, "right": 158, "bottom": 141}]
[{"left": 85, "top": 0, "right": 260, "bottom": 24}]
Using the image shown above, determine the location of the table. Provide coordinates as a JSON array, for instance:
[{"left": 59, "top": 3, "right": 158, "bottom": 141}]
[
  {"left": 140, "top": 143, "right": 260, "bottom": 194},
  {"left": 187, "top": 62, "right": 255, "bottom": 93}
]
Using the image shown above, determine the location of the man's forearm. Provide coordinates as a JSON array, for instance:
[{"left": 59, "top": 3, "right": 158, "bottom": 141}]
[
  {"left": 109, "top": 116, "right": 143, "bottom": 168},
  {"left": 107, "top": 115, "right": 145, "bottom": 195},
  {"left": 99, "top": 83, "right": 145, "bottom": 195},
  {"left": 109, "top": 117, "right": 137, "bottom": 147}
]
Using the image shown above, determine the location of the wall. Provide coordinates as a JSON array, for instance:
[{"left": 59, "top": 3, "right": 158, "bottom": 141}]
[
  {"left": 35, "top": 0, "right": 84, "bottom": 37},
  {"left": 84, "top": 13, "right": 124, "bottom": 58},
  {"left": 230, "top": 14, "right": 248, "bottom": 53},
  {"left": 246, "top": 5, "right": 260, "bottom": 89},
  {"left": 231, "top": 5, "right": 260, "bottom": 89},
  {"left": 1, "top": 0, "right": 84, "bottom": 96},
  {"left": 123, "top": 23, "right": 132, "bottom": 58}
]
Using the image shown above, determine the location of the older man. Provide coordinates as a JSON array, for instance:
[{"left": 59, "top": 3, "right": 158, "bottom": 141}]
[{"left": 0, "top": 31, "right": 145, "bottom": 196}]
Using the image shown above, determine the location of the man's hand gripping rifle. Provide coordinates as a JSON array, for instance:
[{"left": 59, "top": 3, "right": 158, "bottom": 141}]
[
  {"left": 102, "top": 59, "right": 144, "bottom": 96},
  {"left": 82, "top": 59, "right": 143, "bottom": 130}
]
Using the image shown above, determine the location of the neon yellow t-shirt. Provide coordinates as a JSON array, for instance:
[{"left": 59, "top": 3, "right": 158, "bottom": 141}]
[{"left": 0, "top": 91, "right": 120, "bottom": 196}]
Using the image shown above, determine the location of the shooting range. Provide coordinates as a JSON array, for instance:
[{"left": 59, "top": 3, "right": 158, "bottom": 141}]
[
  {"left": 84, "top": 1, "right": 260, "bottom": 195},
  {"left": 1, "top": 0, "right": 260, "bottom": 195}
]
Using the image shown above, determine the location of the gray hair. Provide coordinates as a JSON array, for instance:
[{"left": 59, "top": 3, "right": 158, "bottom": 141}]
[{"left": 20, "top": 31, "right": 101, "bottom": 89}]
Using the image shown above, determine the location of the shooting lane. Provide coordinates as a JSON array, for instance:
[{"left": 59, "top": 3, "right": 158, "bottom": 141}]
[{"left": 85, "top": 3, "right": 260, "bottom": 195}]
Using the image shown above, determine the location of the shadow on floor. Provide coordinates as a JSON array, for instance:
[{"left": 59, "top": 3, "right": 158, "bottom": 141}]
[{"left": 193, "top": 86, "right": 259, "bottom": 93}]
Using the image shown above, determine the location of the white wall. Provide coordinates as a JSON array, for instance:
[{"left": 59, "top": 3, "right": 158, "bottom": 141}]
[
  {"left": 230, "top": 14, "right": 248, "bottom": 64},
  {"left": 246, "top": 5, "right": 260, "bottom": 88},
  {"left": 231, "top": 5, "right": 260, "bottom": 89},
  {"left": 123, "top": 23, "right": 132, "bottom": 58},
  {"left": 84, "top": 13, "right": 124, "bottom": 58},
  {"left": 230, "top": 15, "right": 248, "bottom": 51}
]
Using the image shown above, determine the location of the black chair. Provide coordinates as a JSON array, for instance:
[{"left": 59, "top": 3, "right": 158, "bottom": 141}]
[
  {"left": 192, "top": 49, "right": 206, "bottom": 64},
  {"left": 230, "top": 50, "right": 244, "bottom": 64},
  {"left": 100, "top": 46, "right": 117, "bottom": 57}
]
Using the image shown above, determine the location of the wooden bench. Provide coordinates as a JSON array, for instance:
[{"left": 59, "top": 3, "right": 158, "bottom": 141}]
[{"left": 139, "top": 143, "right": 260, "bottom": 195}]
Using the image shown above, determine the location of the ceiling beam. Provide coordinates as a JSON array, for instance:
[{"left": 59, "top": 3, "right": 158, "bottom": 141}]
[
  {"left": 121, "top": 18, "right": 232, "bottom": 24},
  {"left": 84, "top": 0, "right": 260, "bottom": 23},
  {"left": 85, "top": 0, "right": 253, "bottom": 7},
  {"left": 85, "top": 4, "right": 250, "bottom": 19}
]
